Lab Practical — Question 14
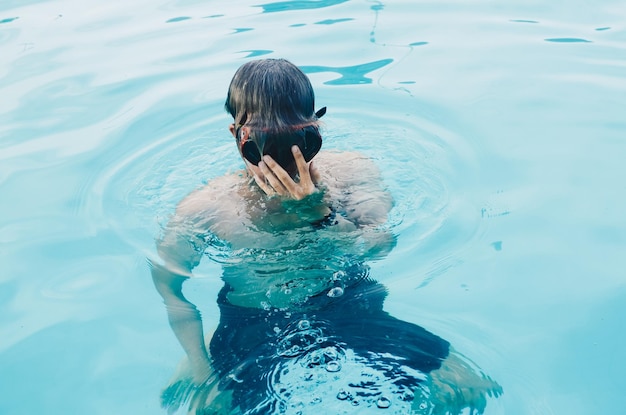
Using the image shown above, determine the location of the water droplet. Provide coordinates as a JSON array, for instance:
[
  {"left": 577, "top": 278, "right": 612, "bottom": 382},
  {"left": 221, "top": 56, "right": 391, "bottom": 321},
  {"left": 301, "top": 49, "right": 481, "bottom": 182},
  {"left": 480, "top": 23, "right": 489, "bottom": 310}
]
[
  {"left": 310, "top": 396, "right": 322, "bottom": 405},
  {"left": 325, "top": 361, "right": 341, "bottom": 372},
  {"left": 332, "top": 270, "right": 346, "bottom": 281},
  {"left": 327, "top": 287, "right": 344, "bottom": 297},
  {"left": 297, "top": 320, "right": 311, "bottom": 330},
  {"left": 376, "top": 397, "right": 391, "bottom": 408},
  {"left": 227, "top": 373, "right": 243, "bottom": 383},
  {"left": 336, "top": 390, "right": 349, "bottom": 400},
  {"left": 351, "top": 399, "right": 360, "bottom": 406}
]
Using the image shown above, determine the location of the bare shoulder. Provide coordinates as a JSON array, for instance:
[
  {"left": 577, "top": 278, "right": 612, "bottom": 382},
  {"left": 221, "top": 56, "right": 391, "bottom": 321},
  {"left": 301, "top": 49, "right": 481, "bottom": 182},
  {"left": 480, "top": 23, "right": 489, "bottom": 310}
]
[
  {"left": 315, "top": 150, "right": 392, "bottom": 226},
  {"left": 315, "top": 150, "right": 378, "bottom": 167},
  {"left": 156, "top": 174, "right": 245, "bottom": 271},
  {"left": 175, "top": 172, "right": 246, "bottom": 221},
  {"left": 314, "top": 150, "right": 383, "bottom": 185}
]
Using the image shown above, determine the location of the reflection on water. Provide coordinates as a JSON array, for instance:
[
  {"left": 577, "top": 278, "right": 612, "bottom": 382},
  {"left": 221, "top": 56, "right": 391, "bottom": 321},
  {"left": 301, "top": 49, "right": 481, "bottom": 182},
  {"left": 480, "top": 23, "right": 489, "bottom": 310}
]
[
  {"left": 301, "top": 59, "right": 394, "bottom": 85},
  {"left": 256, "top": 0, "right": 350, "bottom": 14}
]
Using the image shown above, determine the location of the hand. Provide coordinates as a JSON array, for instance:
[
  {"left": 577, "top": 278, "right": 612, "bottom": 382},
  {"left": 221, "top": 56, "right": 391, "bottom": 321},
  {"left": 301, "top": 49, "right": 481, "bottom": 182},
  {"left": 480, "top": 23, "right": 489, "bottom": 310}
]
[
  {"left": 191, "top": 359, "right": 213, "bottom": 385},
  {"left": 250, "top": 145, "right": 321, "bottom": 200},
  {"left": 424, "top": 351, "right": 502, "bottom": 415}
]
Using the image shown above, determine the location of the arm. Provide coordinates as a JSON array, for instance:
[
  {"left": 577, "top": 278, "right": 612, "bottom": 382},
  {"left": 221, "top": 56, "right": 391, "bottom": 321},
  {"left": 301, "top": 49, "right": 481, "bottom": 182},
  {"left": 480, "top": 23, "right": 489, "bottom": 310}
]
[
  {"left": 425, "top": 348, "right": 503, "bottom": 415},
  {"left": 150, "top": 201, "right": 212, "bottom": 383}
]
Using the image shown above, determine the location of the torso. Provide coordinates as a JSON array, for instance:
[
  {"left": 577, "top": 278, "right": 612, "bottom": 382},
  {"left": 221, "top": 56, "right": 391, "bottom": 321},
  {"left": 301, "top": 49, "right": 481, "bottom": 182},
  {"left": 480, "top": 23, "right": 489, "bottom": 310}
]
[{"left": 179, "top": 151, "right": 392, "bottom": 309}]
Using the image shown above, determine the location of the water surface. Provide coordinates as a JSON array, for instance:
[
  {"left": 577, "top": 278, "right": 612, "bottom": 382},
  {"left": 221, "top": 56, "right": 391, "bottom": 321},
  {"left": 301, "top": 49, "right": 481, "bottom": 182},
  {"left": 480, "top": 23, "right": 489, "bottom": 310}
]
[{"left": 1, "top": 1, "right": 626, "bottom": 414}]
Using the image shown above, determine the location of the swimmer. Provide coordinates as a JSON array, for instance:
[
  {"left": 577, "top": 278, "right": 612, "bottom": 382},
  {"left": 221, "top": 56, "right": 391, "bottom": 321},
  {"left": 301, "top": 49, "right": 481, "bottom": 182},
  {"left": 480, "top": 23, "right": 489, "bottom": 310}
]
[{"left": 151, "top": 58, "right": 501, "bottom": 414}]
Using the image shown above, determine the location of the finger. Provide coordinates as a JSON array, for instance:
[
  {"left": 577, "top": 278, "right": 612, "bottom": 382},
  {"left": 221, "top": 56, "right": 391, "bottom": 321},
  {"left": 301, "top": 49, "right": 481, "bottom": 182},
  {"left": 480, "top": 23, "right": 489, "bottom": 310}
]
[
  {"left": 261, "top": 155, "right": 295, "bottom": 194},
  {"left": 246, "top": 163, "right": 271, "bottom": 193},
  {"left": 290, "top": 146, "right": 316, "bottom": 196},
  {"left": 247, "top": 162, "right": 264, "bottom": 181},
  {"left": 309, "top": 161, "right": 321, "bottom": 184},
  {"left": 259, "top": 160, "right": 288, "bottom": 195},
  {"left": 251, "top": 171, "right": 275, "bottom": 195},
  {"left": 292, "top": 145, "right": 311, "bottom": 184}
]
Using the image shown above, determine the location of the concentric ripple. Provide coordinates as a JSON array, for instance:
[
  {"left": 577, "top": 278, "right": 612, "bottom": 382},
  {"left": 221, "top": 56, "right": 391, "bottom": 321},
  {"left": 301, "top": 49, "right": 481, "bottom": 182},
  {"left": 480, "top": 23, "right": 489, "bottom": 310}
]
[
  {"left": 87, "top": 82, "right": 482, "bottom": 290},
  {"left": 319, "top": 87, "right": 483, "bottom": 287}
]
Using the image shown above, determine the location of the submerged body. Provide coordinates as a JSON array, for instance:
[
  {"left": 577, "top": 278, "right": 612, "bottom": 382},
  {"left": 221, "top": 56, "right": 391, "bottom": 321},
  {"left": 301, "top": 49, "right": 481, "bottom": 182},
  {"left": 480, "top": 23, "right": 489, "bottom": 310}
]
[
  {"left": 151, "top": 59, "right": 501, "bottom": 414},
  {"left": 154, "top": 151, "right": 499, "bottom": 414}
]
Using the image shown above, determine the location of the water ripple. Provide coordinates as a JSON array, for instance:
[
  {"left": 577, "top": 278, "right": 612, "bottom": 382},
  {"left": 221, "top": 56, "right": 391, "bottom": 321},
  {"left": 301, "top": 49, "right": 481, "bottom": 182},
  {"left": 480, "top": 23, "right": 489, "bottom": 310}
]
[
  {"left": 545, "top": 37, "right": 592, "bottom": 43},
  {"left": 323, "top": 88, "right": 481, "bottom": 288},
  {"left": 256, "top": 0, "right": 349, "bottom": 14}
]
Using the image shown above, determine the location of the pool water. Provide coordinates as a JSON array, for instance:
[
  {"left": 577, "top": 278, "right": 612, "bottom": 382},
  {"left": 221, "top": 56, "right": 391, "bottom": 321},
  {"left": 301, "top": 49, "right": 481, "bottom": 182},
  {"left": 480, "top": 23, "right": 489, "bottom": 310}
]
[{"left": 1, "top": 1, "right": 625, "bottom": 414}]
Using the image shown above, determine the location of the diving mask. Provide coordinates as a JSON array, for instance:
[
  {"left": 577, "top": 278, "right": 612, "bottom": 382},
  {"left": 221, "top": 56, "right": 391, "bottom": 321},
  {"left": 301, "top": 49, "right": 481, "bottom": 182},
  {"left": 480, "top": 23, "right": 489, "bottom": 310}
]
[{"left": 237, "top": 107, "right": 326, "bottom": 169}]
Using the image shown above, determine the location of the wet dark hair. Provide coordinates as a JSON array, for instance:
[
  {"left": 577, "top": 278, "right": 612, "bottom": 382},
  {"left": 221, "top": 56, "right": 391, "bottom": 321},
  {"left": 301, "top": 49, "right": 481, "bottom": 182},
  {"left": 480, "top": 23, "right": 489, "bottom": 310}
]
[{"left": 224, "top": 59, "right": 318, "bottom": 132}]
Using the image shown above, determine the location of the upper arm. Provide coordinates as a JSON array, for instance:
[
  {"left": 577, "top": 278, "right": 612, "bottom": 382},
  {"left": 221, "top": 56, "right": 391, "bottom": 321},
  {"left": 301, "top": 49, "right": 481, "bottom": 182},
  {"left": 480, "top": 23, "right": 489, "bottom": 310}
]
[
  {"left": 152, "top": 187, "right": 215, "bottom": 280},
  {"left": 150, "top": 189, "right": 214, "bottom": 305}
]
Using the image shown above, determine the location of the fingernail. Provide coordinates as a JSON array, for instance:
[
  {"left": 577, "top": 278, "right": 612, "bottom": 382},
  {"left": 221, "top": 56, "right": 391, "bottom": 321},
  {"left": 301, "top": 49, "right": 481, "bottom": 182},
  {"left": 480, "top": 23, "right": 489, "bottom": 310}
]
[{"left": 292, "top": 145, "right": 299, "bottom": 153}]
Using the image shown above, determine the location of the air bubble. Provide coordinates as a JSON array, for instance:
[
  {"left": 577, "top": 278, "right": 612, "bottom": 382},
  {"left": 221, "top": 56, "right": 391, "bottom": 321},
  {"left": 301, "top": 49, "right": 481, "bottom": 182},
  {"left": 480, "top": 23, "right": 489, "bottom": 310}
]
[
  {"left": 332, "top": 270, "right": 346, "bottom": 281},
  {"left": 376, "top": 397, "right": 391, "bottom": 408},
  {"left": 323, "top": 347, "right": 338, "bottom": 361},
  {"left": 297, "top": 320, "right": 311, "bottom": 330},
  {"left": 336, "top": 390, "right": 349, "bottom": 400},
  {"left": 327, "top": 287, "right": 344, "bottom": 297},
  {"left": 325, "top": 361, "right": 341, "bottom": 372}
]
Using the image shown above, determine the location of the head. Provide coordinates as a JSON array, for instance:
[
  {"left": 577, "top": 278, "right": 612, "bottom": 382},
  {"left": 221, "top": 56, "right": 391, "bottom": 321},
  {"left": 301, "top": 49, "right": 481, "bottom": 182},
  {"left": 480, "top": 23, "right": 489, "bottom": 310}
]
[{"left": 225, "top": 59, "right": 325, "bottom": 172}]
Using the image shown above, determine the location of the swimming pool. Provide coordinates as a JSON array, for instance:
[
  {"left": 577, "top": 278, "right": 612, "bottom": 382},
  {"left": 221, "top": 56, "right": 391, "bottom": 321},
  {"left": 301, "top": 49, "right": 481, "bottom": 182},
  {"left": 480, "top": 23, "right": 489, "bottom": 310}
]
[{"left": 1, "top": 0, "right": 625, "bottom": 414}]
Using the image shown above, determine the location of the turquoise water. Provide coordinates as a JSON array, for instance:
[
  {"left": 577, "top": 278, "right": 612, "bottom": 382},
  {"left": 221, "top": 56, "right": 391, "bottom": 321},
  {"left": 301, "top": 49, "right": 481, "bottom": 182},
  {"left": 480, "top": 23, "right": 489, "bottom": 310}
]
[{"left": 1, "top": 1, "right": 625, "bottom": 414}]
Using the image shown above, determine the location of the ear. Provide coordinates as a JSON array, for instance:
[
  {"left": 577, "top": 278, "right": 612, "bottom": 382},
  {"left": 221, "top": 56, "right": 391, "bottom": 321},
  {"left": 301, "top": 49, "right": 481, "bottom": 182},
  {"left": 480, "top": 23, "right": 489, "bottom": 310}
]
[{"left": 229, "top": 123, "right": 236, "bottom": 138}]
